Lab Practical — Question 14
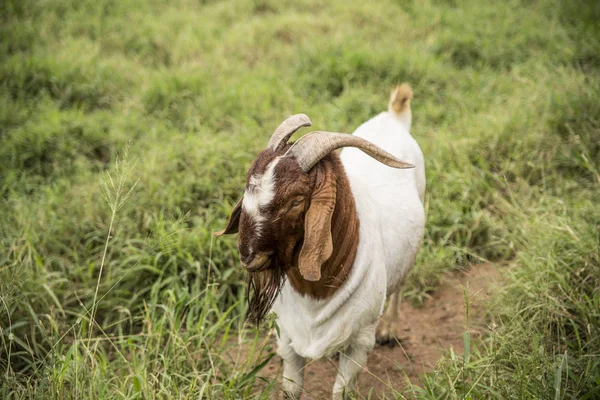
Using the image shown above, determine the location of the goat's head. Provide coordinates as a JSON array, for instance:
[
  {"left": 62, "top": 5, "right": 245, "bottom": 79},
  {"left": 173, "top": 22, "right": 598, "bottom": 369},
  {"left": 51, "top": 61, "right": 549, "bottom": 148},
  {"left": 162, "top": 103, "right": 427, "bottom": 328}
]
[{"left": 215, "top": 114, "right": 414, "bottom": 322}]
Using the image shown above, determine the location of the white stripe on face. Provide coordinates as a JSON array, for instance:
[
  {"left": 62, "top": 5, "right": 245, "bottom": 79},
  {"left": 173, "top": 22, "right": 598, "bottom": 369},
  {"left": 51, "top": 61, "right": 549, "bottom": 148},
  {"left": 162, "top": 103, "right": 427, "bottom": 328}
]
[{"left": 243, "top": 157, "right": 280, "bottom": 230}]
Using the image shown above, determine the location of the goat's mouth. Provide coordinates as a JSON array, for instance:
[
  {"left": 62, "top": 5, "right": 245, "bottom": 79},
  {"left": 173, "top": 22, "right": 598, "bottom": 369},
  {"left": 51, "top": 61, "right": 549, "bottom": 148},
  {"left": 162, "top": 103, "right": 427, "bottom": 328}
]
[{"left": 242, "top": 252, "right": 273, "bottom": 272}]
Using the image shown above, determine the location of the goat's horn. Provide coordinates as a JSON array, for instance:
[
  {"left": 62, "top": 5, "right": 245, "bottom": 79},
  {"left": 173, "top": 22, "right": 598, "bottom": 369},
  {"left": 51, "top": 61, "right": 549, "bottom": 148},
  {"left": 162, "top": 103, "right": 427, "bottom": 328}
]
[
  {"left": 267, "top": 114, "right": 312, "bottom": 151},
  {"left": 286, "top": 131, "right": 415, "bottom": 172}
]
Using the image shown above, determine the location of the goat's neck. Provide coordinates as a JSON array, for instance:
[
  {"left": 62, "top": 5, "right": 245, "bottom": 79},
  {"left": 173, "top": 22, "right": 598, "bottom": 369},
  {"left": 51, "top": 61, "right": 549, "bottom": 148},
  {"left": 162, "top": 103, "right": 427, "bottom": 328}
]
[{"left": 287, "top": 158, "right": 359, "bottom": 299}]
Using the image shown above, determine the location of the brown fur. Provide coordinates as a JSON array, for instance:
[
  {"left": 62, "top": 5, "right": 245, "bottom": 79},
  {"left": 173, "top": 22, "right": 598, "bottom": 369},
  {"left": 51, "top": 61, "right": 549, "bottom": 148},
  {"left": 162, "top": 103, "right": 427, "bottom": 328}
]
[
  {"left": 246, "top": 264, "right": 286, "bottom": 324},
  {"left": 219, "top": 145, "right": 359, "bottom": 323},
  {"left": 286, "top": 155, "right": 359, "bottom": 298}
]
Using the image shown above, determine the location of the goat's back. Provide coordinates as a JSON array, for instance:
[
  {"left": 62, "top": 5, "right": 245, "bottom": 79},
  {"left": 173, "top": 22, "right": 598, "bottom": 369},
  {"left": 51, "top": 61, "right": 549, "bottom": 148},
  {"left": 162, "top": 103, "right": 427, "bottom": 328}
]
[{"left": 340, "top": 112, "right": 426, "bottom": 293}]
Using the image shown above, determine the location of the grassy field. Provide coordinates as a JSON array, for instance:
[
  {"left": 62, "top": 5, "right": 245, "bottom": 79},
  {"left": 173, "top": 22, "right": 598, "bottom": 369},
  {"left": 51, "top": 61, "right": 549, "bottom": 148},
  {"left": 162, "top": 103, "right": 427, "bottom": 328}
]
[{"left": 1, "top": 0, "right": 599, "bottom": 398}]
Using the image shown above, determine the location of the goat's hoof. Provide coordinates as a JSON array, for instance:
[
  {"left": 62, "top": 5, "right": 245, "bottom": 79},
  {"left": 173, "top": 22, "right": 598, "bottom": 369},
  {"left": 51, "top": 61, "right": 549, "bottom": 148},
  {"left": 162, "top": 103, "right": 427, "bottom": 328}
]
[
  {"left": 376, "top": 325, "right": 399, "bottom": 348},
  {"left": 281, "top": 390, "right": 300, "bottom": 400},
  {"left": 376, "top": 335, "right": 397, "bottom": 348},
  {"left": 333, "top": 388, "right": 356, "bottom": 400}
]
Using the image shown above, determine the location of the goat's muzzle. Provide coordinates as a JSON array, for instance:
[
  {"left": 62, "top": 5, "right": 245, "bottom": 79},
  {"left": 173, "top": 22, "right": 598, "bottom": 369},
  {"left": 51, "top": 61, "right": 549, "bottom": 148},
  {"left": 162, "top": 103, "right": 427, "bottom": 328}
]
[{"left": 242, "top": 252, "right": 273, "bottom": 272}]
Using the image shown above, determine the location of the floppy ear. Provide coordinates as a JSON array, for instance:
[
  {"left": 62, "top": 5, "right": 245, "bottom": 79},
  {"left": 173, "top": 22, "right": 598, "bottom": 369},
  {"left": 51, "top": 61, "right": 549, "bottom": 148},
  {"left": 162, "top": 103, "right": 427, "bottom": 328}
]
[
  {"left": 214, "top": 197, "right": 243, "bottom": 237},
  {"left": 298, "top": 165, "right": 337, "bottom": 281}
]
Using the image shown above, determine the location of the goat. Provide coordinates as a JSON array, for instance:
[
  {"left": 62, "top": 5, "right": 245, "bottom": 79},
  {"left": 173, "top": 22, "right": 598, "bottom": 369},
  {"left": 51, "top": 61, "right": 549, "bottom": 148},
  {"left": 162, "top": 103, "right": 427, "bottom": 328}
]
[{"left": 216, "top": 84, "right": 425, "bottom": 399}]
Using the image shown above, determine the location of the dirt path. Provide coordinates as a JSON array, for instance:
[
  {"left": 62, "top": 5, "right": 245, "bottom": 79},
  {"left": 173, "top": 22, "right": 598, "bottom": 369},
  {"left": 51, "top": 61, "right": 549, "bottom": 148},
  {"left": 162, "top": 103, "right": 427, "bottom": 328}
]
[{"left": 226, "top": 263, "right": 502, "bottom": 399}]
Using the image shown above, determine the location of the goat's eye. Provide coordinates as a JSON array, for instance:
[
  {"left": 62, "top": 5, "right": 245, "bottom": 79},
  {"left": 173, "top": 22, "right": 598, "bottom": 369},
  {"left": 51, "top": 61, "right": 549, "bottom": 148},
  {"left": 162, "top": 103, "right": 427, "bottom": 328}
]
[{"left": 291, "top": 198, "right": 304, "bottom": 208}]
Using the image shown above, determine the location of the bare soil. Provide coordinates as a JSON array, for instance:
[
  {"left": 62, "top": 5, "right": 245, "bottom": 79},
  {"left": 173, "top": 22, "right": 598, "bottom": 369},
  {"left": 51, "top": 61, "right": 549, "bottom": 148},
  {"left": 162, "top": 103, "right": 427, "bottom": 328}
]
[{"left": 225, "top": 263, "right": 503, "bottom": 399}]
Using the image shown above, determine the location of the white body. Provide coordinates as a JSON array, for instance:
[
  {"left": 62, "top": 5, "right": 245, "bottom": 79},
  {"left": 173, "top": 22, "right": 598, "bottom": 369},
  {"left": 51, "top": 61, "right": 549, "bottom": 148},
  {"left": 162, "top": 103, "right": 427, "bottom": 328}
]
[{"left": 273, "top": 110, "right": 426, "bottom": 397}]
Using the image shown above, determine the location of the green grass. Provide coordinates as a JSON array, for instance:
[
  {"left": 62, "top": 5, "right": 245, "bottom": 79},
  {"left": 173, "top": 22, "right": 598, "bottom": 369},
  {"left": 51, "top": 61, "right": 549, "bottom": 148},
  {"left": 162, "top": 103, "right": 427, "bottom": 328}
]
[{"left": 1, "top": 0, "right": 599, "bottom": 398}]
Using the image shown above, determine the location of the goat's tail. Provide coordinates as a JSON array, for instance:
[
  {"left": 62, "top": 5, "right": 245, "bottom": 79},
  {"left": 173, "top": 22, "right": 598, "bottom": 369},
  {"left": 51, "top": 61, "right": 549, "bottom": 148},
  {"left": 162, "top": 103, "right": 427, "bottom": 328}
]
[{"left": 388, "top": 83, "right": 413, "bottom": 116}]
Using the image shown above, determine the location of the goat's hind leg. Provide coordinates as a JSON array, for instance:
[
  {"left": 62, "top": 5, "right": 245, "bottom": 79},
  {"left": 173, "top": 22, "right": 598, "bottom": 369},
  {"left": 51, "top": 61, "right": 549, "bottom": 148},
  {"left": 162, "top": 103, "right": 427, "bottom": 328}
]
[
  {"left": 376, "top": 287, "right": 402, "bottom": 346},
  {"left": 278, "top": 335, "right": 305, "bottom": 399}
]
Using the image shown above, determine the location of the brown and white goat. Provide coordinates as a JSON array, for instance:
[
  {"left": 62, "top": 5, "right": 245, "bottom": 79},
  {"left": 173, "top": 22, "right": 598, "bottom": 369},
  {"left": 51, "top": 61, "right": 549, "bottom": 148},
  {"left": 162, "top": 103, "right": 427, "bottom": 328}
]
[{"left": 217, "top": 85, "right": 425, "bottom": 399}]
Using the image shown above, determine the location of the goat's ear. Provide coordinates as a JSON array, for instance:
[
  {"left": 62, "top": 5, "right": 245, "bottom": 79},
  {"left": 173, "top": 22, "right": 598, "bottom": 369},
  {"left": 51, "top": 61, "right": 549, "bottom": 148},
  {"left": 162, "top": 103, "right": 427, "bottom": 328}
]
[
  {"left": 214, "top": 197, "right": 243, "bottom": 237},
  {"left": 298, "top": 166, "right": 336, "bottom": 281}
]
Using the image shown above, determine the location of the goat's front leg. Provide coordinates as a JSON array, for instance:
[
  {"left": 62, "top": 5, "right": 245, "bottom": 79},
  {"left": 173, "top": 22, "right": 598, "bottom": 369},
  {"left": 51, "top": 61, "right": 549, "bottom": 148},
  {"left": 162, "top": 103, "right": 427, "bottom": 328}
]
[
  {"left": 332, "top": 324, "right": 376, "bottom": 400},
  {"left": 278, "top": 335, "right": 305, "bottom": 399},
  {"left": 376, "top": 287, "right": 402, "bottom": 346}
]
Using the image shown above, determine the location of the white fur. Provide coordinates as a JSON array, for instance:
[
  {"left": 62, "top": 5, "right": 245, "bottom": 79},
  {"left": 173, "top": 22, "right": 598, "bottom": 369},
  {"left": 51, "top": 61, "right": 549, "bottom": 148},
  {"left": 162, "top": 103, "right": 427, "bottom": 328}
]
[
  {"left": 272, "top": 109, "right": 426, "bottom": 399},
  {"left": 242, "top": 157, "right": 280, "bottom": 239}
]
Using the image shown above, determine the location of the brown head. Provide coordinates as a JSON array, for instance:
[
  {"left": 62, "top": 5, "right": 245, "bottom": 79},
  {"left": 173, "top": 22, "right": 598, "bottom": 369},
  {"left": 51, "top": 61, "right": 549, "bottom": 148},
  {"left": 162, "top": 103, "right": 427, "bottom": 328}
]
[{"left": 215, "top": 114, "right": 414, "bottom": 323}]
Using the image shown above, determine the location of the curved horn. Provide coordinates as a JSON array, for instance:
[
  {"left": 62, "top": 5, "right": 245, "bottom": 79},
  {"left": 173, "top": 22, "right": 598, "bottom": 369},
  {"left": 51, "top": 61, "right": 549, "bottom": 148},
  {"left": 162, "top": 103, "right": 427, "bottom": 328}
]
[
  {"left": 286, "top": 131, "right": 415, "bottom": 172},
  {"left": 267, "top": 114, "right": 312, "bottom": 151}
]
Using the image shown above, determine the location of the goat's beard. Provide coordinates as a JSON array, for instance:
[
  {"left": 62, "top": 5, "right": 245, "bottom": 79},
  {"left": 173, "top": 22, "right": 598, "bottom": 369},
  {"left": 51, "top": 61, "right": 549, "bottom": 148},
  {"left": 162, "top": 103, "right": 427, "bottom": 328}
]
[{"left": 246, "top": 258, "right": 286, "bottom": 325}]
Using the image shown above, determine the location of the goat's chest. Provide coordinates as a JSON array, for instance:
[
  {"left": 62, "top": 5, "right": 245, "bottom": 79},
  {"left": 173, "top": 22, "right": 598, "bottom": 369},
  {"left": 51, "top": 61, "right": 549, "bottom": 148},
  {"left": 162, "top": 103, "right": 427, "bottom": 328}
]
[{"left": 272, "top": 246, "right": 386, "bottom": 360}]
